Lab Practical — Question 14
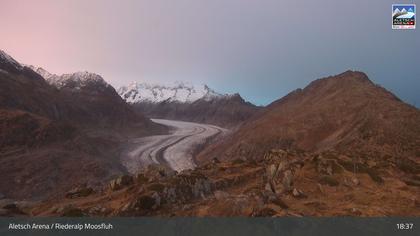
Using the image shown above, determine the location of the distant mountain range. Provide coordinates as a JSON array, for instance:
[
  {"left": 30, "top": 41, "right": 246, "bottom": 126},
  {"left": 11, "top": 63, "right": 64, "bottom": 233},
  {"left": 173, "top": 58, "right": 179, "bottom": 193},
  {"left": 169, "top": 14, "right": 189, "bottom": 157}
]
[
  {"left": 27, "top": 63, "right": 259, "bottom": 128},
  {"left": 118, "top": 81, "right": 222, "bottom": 103},
  {"left": 118, "top": 82, "right": 260, "bottom": 127}
]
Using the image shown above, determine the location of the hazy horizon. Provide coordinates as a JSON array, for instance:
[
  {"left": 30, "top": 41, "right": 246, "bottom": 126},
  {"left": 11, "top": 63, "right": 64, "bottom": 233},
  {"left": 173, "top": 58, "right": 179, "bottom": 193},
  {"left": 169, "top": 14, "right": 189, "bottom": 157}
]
[{"left": 1, "top": 0, "right": 419, "bottom": 106}]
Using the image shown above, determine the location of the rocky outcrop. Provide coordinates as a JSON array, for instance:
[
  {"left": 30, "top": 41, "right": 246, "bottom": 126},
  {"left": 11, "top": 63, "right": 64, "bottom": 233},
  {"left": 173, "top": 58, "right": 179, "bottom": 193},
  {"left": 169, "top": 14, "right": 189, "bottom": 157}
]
[
  {"left": 263, "top": 149, "right": 304, "bottom": 195},
  {"left": 109, "top": 175, "right": 134, "bottom": 191},
  {"left": 65, "top": 185, "right": 95, "bottom": 199},
  {"left": 112, "top": 168, "right": 213, "bottom": 216},
  {"left": 0, "top": 202, "right": 25, "bottom": 216},
  {"left": 29, "top": 148, "right": 420, "bottom": 217}
]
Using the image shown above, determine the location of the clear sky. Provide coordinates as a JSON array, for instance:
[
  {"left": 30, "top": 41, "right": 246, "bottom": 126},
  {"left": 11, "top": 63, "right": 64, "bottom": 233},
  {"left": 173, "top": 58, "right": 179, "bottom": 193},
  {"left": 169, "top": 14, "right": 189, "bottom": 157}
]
[{"left": 0, "top": 0, "right": 419, "bottom": 106}]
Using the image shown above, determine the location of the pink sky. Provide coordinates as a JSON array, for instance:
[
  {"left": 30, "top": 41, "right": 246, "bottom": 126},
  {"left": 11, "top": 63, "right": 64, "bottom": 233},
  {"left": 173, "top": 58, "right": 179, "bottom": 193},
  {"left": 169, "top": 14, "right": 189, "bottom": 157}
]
[
  {"left": 1, "top": 0, "right": 419, "bottom": 106},
  {"left": 1, "top": 1, "right": 115, "bottom": 75}
]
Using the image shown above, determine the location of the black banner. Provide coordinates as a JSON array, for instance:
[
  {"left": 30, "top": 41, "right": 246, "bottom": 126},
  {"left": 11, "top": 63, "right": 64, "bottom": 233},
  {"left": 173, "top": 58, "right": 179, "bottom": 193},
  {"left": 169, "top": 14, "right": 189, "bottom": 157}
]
[{"left": 0, "top": 217, "right": 419, "bottom": 236}]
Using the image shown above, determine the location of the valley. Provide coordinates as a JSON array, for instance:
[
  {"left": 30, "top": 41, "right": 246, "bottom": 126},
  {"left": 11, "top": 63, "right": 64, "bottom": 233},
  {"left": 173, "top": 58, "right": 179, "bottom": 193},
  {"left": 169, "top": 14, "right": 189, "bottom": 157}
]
[
  {"left": 122, "top": 119, "right": 227, "bottom": 173},
  {"left": 1, "top": 50, "right": 419, "bottom": 217}
]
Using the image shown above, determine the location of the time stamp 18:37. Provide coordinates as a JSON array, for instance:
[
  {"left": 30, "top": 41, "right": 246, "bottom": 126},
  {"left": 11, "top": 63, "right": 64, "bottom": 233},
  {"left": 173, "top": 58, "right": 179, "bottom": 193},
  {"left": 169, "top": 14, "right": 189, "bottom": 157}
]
[{"left": 396, "top": 223, "right": 414, "bottom": 230}]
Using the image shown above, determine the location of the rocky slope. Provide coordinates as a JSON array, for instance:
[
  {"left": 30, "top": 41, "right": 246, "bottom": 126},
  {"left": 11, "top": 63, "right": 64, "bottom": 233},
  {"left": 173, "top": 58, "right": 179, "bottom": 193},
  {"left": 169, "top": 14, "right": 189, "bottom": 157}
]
[
  {"left": 0, "top": 50, "right": 165, "bottom": 200},
  {"left": 17, "top": 149, "right": 419, "bottom": 217},
  {"left": 2, "top": 51, "right": 419, "bottom": 217},
  {"left": 118, "top": 82, "right": 260, "bottom": 128},
  {"left": 24, "top": 65, "right": 154, "bottom": 130},
  {"left": 197, "top": 71, "right": 420, "bottom": 163}
]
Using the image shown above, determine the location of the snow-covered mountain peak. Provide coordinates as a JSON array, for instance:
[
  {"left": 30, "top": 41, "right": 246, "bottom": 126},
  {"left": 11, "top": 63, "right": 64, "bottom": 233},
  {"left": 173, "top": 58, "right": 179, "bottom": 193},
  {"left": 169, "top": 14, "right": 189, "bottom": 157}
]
[
  {"left": 60, "top": 71, "right": 105, "bottom": 83},
  {"left": 118, "top": 81, "right": 225, "bottom": 104},
  {"left": 28, "top": 66, "right": 109, "bottom": 90},
  {"left": 50, "top": 71, "right": 109, "bottom": 90},
  {"left": 26, "top": 65, "right": 54, "bottom": 79}
]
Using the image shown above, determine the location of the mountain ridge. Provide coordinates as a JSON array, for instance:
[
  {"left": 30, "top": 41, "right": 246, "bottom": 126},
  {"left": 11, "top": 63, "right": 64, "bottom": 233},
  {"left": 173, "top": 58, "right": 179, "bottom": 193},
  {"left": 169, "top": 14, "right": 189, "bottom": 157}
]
[
  {"left": 2, "top": 63, "right": 419, "bottom": 216},
  {"left": 27, "top": 65, "right": 111, "bottom": 92},
  {"left": 197, "top": 70, "right": 420, "bottom": 163},
  {"left": 0, "top": 50, "right": 166, "bottom": 200},
  {"left": 118, "top": 81, "right": 225, "bottom": 104},
  {"left": 118, "top": 81, "right": 260, "bottom": 127}
]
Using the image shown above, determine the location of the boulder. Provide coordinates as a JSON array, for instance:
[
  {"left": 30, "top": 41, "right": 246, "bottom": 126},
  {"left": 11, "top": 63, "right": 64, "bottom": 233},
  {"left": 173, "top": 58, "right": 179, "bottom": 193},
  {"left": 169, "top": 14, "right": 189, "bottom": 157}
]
[
  {"left": 263, "top": 149, "right": 302, "bottom": 194},
  {"left": 0, "top": 203, "right": 25, "bottom": 216},
  {"left": 316, "top": 156, "right": 344, "bottom": 175},
  {"left": 214, "top": 190, "right": 229, "bottom": 200},
  {"left": 0, "top": 199, "right": 14, "bottom": 208},
  {"left": 261, "top": 191, "right": 289, "bottom": 209},
  {"left": 144, "top": 164, "right": 177, "bottom": 181},
  {"left": 88, "top": 205, "right": 109, "bottom": 215},
  {"left": 252, "top": 207, "right": 278, "bottom": 217},
  {"left": 351, "top": 177, "right": 360, "bottom": 186},
  {"left": 319, "top": 175, "right": 339, "bottom": 186},
  {"left": 135, "top": 173, "right": 149, "bottom": 183},
  {"left": 135, "top": 194, "right": 158, "bottom": 210},
  {"left": 282, "top": 170, "right": 293, "bottom": 191},
  {"left": 109, "top": 175, "right": 134, "bottom": 191},
  {"left": 159, "top": 171, "right": 212, "bottom": 204},
  {"left": 292, "top": 188, "right": 307, "bottom": 198},
  {"left": 65, "top": 186, "right": 94, "bottom": 198}
]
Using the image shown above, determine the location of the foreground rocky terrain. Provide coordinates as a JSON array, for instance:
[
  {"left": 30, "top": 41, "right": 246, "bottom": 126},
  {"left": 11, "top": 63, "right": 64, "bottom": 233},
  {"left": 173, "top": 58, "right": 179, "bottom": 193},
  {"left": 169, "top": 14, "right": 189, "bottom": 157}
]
[{"left": 5, "top": 148, "right": 417, "bottom": 217}]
